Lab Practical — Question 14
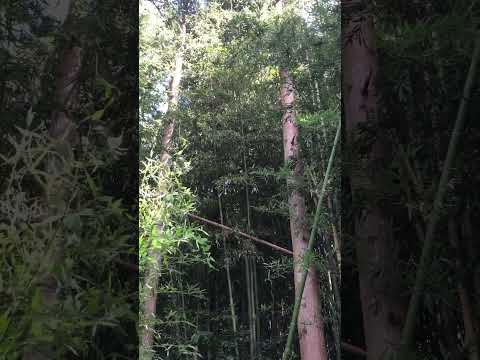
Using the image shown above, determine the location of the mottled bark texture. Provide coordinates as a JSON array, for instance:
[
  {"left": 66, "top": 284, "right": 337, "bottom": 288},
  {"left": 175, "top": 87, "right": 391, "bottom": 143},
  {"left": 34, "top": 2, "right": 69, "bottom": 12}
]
[
  {"left": 140, "top": 16, "right": 186, "bottom": 360},
  {"left": 280, "top": 67, "right": 328, "bottom": 360},
  {"left": 24, "top": 42, "right": 83, "bottom": 360},
  {"left": 160, "top": 19, "right": 186, "bottom": 165},
  {"left": 342, "top": 1, "right": 406, "bottom": 359}
]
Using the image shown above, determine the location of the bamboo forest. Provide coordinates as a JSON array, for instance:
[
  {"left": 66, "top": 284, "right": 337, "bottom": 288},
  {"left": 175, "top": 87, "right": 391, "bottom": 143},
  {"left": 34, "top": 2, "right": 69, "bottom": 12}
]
[
  {"left": 139, "top": 0, "right": 341, "bottom": 359},
  {"left": 2, "top": 0, "right": 480, "bottom": 359}
]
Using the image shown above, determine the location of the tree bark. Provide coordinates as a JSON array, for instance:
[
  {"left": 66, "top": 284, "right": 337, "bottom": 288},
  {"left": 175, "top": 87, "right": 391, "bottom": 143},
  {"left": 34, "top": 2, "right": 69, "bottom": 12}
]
[
  {"left": 160, "top": 19, "right": 186, "bottom": 164},
  {"left": 24, "top": 10, "right": 81, "bottom": 360},
  {"left": 280, "top": 67, "right": 328, "bottom": 360},
  {"left": 449, "top": 218, "right": 480, "bottom": 360},
  {"left": 140, "top": 15, "right": 187, "bottom": 360},
  {"left": 401, "top": 34, "right": 480, "bottom": 352},
  {"left": 342, "top": 1, "right": 406, "bottom": 359}
]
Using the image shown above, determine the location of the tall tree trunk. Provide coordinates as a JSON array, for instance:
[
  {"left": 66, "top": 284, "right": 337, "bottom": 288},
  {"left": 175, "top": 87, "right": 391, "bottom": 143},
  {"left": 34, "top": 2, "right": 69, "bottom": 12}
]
[
  {"left": 462, "top": 202, "right": 480, "bottom": 311},
  {"left": 307, "top": 53, "right": 342, "bottom": 275},
  {"left": 448, "top": 218, "right": 480, "bottom": 360},
  {"left": 400, "top": 34, "right": 480, "bottom": 352},
  {"left": 242, "top": 120, "right": 260, "bottom": 359},
  {"left": 219, "top": 196, "right": 240, "bottom": 359},
  {"left": 160, "top": 18, "right": 186, "bottom": 164},
  {"left": 140, "top": 16, "right": 187, "bottom": 360},
  {"left": 462, "top": 203, "right": 480, "bottom": 357},
  {"left": 342, "top": 1, "right": 406, "bottom": 359},
  {"left": 24, "top": 29, "right": 81, "bottom": 360},
  {"left": 280, "top": 66, "right": 328, "bottom": 360},
  {"left": 23, "top": 2, "right": 80, "bottom": 358}
]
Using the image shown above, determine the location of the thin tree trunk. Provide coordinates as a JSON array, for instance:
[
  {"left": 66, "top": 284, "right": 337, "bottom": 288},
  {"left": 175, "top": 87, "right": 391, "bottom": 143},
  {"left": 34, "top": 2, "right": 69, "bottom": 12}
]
[
  {"left": 247, "top": 256, "right": 258, "bottom": 358},
  {"left": 319, "top": 124, "right": 341, "bottom": 274},
  {"left": 320, "top": 118, "right": 341, "bottom": 274},
  {"left": 308, "top": 53, "right": 342, "bottom": 275},
  {"left": 448, "top": 219, "right": 479, "bottom": 360},
  {"left": 242, "top": 119, "right": 259, "bottom": 358},
  {"left": 253, "top": 258, "right": 260, "bottom": 342},
  {"left": 140, "top": 16, "right": 187, "bottom": 360},
  {"left": 25, "top": 49, "right": 81, "bottom": 360},
  {"left": 140, "top": 246, "right": 161, "bottom": 360},
  {"left": 342, "top": 1, "right": 406, "bottom": 359},
  {"left": 23, "top": 4, "right": 80, "bottom": 358},
  {"left": 160, "top": 19, "right": 186, "bottom": 164},
  {"left": 280, "top": 66, "right": 328, "bottom": 360},
  {"left": 401, "top": 34, "right": 480, "bottom": 352},
  {"left": 245, "top": 256, "right": 255, "bottom": 359},
  {"left": 219, "top": 195, "right": 240, "bottom": 359},
  {"left": 462, "top": 202, "right": 480, "bottom": 310},
  {"left": 282, "top": 116, "right": 340, "bottom": 360},
  {"left": 329, "top": 197, "right": 341, "bottom": 273},
  {"left": 178, "top": 262, "right": 188, "bottom": 340},
  {"left": 270, "top": 276, "right": 278, "bottom": 356}
]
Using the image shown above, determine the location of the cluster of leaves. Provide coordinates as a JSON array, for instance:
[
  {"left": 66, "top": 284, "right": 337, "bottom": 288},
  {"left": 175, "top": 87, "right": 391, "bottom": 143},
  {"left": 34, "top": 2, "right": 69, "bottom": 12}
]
[
  {"left": 1, "top": 0, "right": 138, "bottom": 358},
  {"left": 139, "top": 157, "right": 212, "bottom": 265},
  {"left": 0, "top": 124, "right": 135, "bottom": 358},
  {"left": 139, "top": 157, "right": 215, "bottom": 359}
]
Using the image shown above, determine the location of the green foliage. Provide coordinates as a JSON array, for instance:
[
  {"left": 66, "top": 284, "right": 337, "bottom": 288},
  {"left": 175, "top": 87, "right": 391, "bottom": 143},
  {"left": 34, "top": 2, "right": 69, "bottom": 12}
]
[
  {"left": 139, "top": 156, "right": 215, "bottom": 359},
  {"left": 343, "top": 0, "right": 480, "bottom": 357},
  {"left": 0, "top": 0, "right": 138, "bottom": 357},
  {"left": 139, "top": 157, "right": 213, "bottom": 267},
  {"left": 140, "top": 0, "right": 340, "bottom": 358},
  {"left": 0, "top": 124, "right": 135, "bottom": 358}
]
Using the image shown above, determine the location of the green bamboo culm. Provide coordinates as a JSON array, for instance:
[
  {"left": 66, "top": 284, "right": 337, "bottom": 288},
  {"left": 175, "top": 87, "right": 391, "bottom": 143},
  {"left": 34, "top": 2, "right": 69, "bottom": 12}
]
[
  {"left": 399, "top": 34, "right": 480, "bottom": 354},
  {"left": 281, "top": 120, "right": 341, "bottom": 360},
  {"left": 218, "top": 195, "right": 240, "bottom": 359}
]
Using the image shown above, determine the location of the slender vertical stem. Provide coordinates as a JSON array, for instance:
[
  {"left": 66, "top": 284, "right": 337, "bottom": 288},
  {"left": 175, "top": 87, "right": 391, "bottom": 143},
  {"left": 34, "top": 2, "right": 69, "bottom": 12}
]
[
  {"left": 178, "top": 261, "right": 187, "bottom": 340},
  {"left": 242, "top": 119, "right": 258, "bottom": 357},
  {"left": 270, "top": 273, "right": 277, "bottom": 354},
  {"left": 245, "top": 256, "right": 254, "bottom": 359},
  {"left": 141, "top": 14, "right": 187, "bottom": 360},
  {"left": 401, "top": 35, "right": 480, "bottom": 351},
  {"left": 282, "top": 120, "right": 340, "bottom": 360},
  {"left": 253, "top": 259, "right": 260, "bottom": 341},
  {"left": 242, "top": 122, "right": 252, "bottom": 232},
  {"left": 219, "top": 195, "right": 240, "bottom": 358},
  {"left": 250, "top": 257, "right": 257, "bottom": 354},
  {"left": 448, "top": 219, "right": 479, "bottom": 360}
]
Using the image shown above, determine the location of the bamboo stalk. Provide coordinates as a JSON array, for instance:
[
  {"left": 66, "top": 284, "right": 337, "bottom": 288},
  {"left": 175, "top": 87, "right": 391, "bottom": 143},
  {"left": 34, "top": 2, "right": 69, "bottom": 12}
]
[
  {"left": 281, "top": 120, "right": 341, "bottom": 360},
  {"left": 400, "top": 34, "right": 480, "bottom": 352},
  {"left": 187, "top": 213, "right": 293, "bottom": 256},
  {"left": 245, "top": 256, "right": 254, "bottom": 359},
  {"left": 242, "top": 121, "right": 259, "bottom": 357},
  {"left": 219, "top": 195, "right": 240, "bottom": 359},
  {"left": 190, "top": 208, "right": 366, "bottom": 358},
  {"left": 448, "top": 219, "right": 479, "bottom": 360}
]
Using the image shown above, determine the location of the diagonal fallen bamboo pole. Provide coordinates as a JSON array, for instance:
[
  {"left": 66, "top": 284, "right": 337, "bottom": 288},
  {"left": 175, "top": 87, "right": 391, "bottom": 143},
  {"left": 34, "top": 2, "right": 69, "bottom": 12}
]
[
  {"left": 117, "top": 213, "right": 295, "bottom": 271},
  {"left": 188, "top": 211, "right": 366, "bottom": 357},
  {"left": 187, "top": 213, "right": 293, "bottom": 256}
]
